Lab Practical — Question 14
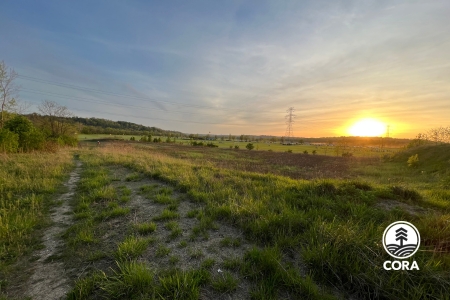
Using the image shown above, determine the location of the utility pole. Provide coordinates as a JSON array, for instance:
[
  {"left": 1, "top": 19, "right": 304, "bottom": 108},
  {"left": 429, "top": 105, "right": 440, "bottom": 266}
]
[{"left": 285, "top": 107, "right": 295, "bottom": 144}]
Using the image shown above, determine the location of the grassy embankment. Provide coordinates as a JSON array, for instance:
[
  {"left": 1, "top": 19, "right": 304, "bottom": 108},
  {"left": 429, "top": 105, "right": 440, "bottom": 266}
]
[
  {"left": 66, "top": 143, "right": 450, "bottom": 299},
  {"left": 0, "top": 151, "right": 74, "bottom": 295}
]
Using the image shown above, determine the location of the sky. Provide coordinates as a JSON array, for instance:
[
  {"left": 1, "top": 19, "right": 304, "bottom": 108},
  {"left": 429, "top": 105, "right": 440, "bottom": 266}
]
[{"left": 1, "top": 0, "right": 449, "bottom": 138}]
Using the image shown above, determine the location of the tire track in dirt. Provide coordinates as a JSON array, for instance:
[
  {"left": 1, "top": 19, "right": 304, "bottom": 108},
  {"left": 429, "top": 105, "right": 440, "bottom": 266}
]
[{"left": 24, "top": 160, "right": 82, "bottom": 300}]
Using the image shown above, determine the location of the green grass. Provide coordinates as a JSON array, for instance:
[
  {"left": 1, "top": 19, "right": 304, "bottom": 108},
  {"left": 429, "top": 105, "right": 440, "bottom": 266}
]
[
  {"left": 155, "top": 245, "right": 171, "bottom": 257},
  {"left": 80, "top": 144, "right": 450, "bottom": 299},
  {"left": 220, "top": 236, "right": 241, "bottom": 248},
  {"left": 154, "top": 194, "right": 175, "bottom": 204},
  {"left": 189, "top": 248, "right": 204, "bottom": 259},
  {"left": 133, "top": 222, "right": 157, "bottom": 234},
  {"left": 125, "top": 172, "right": 143, "bottom": 182},
  {"left": 99, "top": 261, "right": 156, "bottom": 299},
  {"left": 222, "top": 256, "right": 242, "bottom": 271},
  {"left": 211, "top": 271, "right": 238, "bottom": 293},
  {"left": 0, "top": 151, "right": 73, "bottom": 271},
  {"left": 115, "top": 236, "right": 153, "bottom": 261},
  {"left": 153, "top": 209, "right": 180, "bottom": 221},
  {"left": 157, "top": 269, "right": 209, "bottom": 300},
  {"left": 22, "top": 143, "right": 446, "bottom": 299}
]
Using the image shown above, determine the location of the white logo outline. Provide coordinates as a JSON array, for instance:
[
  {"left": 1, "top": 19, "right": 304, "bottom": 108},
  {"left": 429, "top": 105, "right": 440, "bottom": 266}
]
[{"left": 382, "top": 221, "right": 420, "bottom": 259}]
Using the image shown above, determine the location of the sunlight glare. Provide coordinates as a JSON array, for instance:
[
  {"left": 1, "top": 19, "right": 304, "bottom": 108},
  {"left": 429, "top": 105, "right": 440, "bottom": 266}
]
[{"left": 348, "top": 119, "right": 386, "bottom": 137}]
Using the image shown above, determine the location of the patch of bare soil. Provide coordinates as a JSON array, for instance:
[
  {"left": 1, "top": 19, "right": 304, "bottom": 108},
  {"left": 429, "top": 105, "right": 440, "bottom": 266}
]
[
  {"left": 107, "top": 166, "right": 255, "bottom": 299},
  {"left": 22, "top": 161, "right": 82, "bottom": 300},
  {"left": 132, "top": 143, "right": 377, "bottom": 180},
  {"left": 376, "top": 199, "right": 431, "bottom": 216}
]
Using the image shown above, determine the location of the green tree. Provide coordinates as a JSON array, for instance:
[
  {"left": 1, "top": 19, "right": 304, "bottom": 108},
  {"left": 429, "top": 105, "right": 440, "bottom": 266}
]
[
  {"left": 38, "top": 100, "right": 74, "bottom": 137},
  {"left": 246, "top": 143, "right": 254, "bottom": 150}
]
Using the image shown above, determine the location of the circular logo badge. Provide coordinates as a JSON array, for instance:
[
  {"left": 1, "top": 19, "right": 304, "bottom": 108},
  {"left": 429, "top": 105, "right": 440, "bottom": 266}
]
[{"left": 382, "top": 221, "right": 420, "bottom": 259}]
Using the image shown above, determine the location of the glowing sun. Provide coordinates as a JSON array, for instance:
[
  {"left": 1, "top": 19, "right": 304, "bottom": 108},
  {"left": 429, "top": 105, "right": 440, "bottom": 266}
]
[{"left": 348, "top": 119, "right": 386, "bottom": 137}]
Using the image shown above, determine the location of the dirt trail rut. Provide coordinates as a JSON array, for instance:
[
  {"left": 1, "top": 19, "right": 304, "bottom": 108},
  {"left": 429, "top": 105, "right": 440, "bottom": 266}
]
[{"left": 24, "top": 161, "right": 82, "bottom": 300}]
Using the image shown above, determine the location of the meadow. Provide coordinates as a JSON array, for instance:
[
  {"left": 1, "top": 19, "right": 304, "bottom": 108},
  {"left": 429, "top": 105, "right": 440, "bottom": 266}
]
[
  {"left": 1, "top": 142, "right": 449, "bottom": 299},
  {"left": 79, "top": 133, "right": 400, "bottom": 158}
]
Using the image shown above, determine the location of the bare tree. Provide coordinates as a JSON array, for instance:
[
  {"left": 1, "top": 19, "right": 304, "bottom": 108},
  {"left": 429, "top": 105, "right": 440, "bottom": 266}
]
[
  {"left": 0, "top": 61, "right": 20, "bottom": 128},
  {"left": 38, "top": 100, "right": 74, "bottom": 136}
]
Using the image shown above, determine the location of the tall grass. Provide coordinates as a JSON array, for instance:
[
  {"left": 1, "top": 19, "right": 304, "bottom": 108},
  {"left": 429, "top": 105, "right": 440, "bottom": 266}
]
[
  {"left": 0, "top": 151, "right": 73, "bottom": 270},
  {"left": 77, "top": 145, "right": 450, "bottom": 299}
]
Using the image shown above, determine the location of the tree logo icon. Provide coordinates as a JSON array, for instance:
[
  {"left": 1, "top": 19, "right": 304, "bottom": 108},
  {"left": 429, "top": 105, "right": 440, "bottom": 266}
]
[{"left": 382, "top": 221, "right": 420, "bottom": 259}]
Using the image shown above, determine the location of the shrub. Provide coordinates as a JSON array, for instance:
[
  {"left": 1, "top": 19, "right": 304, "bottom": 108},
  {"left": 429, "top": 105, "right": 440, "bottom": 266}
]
[
  {"left": 312, "top": 150, "right": 317, "bottom": 155},
  {"left": 0, "top": 129, "right": 19, "bottom": 153},
  {"left": 140, "top": 136, "right": 147, "bottom": 142},
  {"left": 130, "top": 137, "right": 135, "bottom": 141},
  {"left": 342, "top": 152, "right": 353, "bottom": 157},
  {"left": 57, "top": 135, "right": 78, "bottom": 147},
  {"left": 21, "top": 128, "right": 45, "bottom": 151},
  {"left": 3, "top": 115, "right": 44, "bottom": 150},
  {"left": 206, "top": 142, "right": 218, "bottom": 147},
  {"left": 246, "top": 143, "right": 254, "bottom": 150},
  {"left": 303, "top": 150, "right": 308, "bottom": 154},
  {"left": 234, "top": 145, "right": 239, "bottom": 149},
  {"left": 287, "top": 149, "right": 292, "bottom": 153},
  {"left": 407, "top": 154, "right": 419, "bottom": 168}
]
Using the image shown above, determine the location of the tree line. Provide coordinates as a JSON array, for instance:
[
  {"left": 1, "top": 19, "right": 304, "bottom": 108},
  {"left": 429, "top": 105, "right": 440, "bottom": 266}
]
[
  {"left": 408, "top": 126, "right": 450, "bottom": 148},
  {"left": 0, "top": 61, "right": 78, "bottom": 153}
]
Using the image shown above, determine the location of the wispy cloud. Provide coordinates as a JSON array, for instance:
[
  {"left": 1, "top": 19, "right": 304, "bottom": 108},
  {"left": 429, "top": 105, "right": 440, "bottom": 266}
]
[{"left": 1, "top": 0, "right": 449, "bottom": 137}]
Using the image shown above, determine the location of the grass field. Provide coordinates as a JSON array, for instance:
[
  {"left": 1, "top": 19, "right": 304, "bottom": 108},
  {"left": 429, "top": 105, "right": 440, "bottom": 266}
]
[
  {"left": 1, "top": 142, "right": 449, "bottom": 299},
  {"left": 0, "top": 151, "right": 74, "bottom": 295},
  {"left": 79, "top": 133, "right": 400, "bottom": 158}
]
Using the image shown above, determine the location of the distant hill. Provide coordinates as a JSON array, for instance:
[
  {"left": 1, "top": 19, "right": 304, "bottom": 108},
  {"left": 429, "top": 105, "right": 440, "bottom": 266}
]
[{"left": 26, "top": 113, "right": 183, "bottom": 136}]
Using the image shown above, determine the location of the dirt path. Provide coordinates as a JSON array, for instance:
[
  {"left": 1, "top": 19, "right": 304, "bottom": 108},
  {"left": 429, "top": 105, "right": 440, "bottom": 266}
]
[{"left": 24, "top": 160, "right": 82, "bottom": 300}]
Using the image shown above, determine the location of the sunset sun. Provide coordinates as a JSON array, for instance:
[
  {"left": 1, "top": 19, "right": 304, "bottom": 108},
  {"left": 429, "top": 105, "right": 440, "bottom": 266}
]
[{"left": 348, "top": 119, "right": 386, "bottom": 137}]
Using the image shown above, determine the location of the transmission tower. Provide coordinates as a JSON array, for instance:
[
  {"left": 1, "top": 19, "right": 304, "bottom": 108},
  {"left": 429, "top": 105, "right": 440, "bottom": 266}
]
[{"left": 285, "top": 107, "right": 296, "bottom": 144}]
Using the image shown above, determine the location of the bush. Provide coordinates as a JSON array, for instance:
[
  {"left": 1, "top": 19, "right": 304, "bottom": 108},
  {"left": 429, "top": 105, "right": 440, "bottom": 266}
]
[
  {"left": 303, "top": 150, "right": 308, "bottom": 154},
  {"left": 312, "top": 150, "right": 317, "bottom": 155},
  {"left": 246, "top": 143, "right": 254, "bottom": 150},
  {"left": 140, "top": 136, "right": 147, "bottom": 142},
  {"left": 407, "top": 154, "right": 419, "bottom": 168},
  {"left": 130, "top": 137, "right": 135, "bottom": 141},
  {"left": 206, "top": 142, "right": 218, "bottom": 147},
  {"left": 0, "top": 129, "right": 19, "bottom": 153},
  {"left": 57, "top": 135, "right": 78, "bottom": 147},
  {"left": 286, "top": 149, "right": 292, "bottom": 153},
  {"left": 234, "top": 145, "right": 239, "bottom": 149},
  {"left": 4, "top": 115, "right": 34, "bottom": 148},
  {"left": 20, "top": 128, "right": 45, "bottom": 151},
  {"left": 342, "top": 152, "right": 353, "bottom": 157}
]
